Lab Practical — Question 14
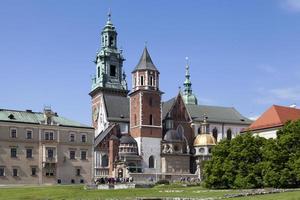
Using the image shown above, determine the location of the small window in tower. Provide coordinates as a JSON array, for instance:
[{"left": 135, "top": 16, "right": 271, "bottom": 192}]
[
  {"left": 140, "top": 76, "right": 144, "bottom": 86},
  {"left": 109, "top": 36, "right": 114, "bottom": 46},
  {"left": 134, "top": 114, "right": 137, "bottom": 126},
  {"left": 110, "top": 65, "right": 116, "bottom": 77},
  {"left": 149, "top": 76, "right": 153, "bottom": 86},
  {"left": 97, "top": 67, "right": 100, "bottom": 78},
  {"left": 149, "top": 114, "right": 153, "bottom": 125}
]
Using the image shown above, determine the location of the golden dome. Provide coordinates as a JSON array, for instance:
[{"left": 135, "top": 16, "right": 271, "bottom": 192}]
[{"left": 193, "top": 134, "right": 216, "bottom": 146}]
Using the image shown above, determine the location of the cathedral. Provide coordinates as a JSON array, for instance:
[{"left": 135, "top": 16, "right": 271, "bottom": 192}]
[{"left": 91, "top": 13, "right": 252, "bottom": 181}]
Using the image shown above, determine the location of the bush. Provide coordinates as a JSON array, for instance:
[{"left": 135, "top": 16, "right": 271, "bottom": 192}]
[{"left": 156, "top": 179, "right": 170, "bottom": 185}]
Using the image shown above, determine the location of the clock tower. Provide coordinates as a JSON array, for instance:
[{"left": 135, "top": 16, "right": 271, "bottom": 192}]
[{"left": 90, "top": 12, "right": 128, "bottom": 132}]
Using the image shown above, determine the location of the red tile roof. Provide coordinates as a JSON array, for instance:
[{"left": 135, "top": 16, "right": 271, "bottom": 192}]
[{"left": 246, "top": 105, "right": 300, "bottom": 132}]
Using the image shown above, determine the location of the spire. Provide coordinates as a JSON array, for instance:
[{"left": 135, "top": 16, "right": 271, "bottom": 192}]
[
  {"left": 182, "top": 57, "right": 198, "bottom": 105},
  {"left": 133, "top": 47, "right": 158, "bottom": 72},
  {"left": 201, "top": 114, "right": 209, "bottom": 134},
  {"left": 106, "top": 8, "right": 112, "bottom": 25},
  {"left": 184, "top": 57, "right": 192, "bottom": 95}
]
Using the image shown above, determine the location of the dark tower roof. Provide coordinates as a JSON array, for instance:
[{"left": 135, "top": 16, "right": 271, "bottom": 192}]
[{"left": 133, "top": 47, "right": 158, "bottom": 72}]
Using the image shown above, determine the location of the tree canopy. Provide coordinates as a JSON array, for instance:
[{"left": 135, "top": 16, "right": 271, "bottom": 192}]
[{"left": 204, "top": 120, "right": 300, "bottom": 189}]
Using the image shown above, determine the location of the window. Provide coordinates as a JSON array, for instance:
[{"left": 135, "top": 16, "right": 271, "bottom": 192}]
[
  {"left": 45, "top": 163, "right": 55, "bottom": 176},
  {"left": 148, "top": 156, "right": 154, "bottom": 168},
  {"left": 149, "top": 114, "right": 153, "bottom": 125},
  {"left": 70, "top": 133, "right": 75, "bottom": 142},
  {"left": 31, "top": 167, "right": 36, "bottom": 176},
  {"left": 26, "top": 149, "right": 33, "bottom": 158},
  {"left": 0, "top": 167, "right": 5, "bottom": 176},
  {"left": 76, "top": 168, "right": 81, "bottom": 176},
  {"left": 101, "top": 155, "right": 108, "bottom": 167},
  {"left": 70, "top": 151, "right": 76, "bottom": 160},
  {"left": 110, "top": 65, "right": 116, "bottom": 77},
  {"left": 212, "top": 127, "right": 218, "bottom": 142},
  {"left": 81, "top": 134, "right": 86, "bottom": 143},
  {"left": 11, "top": 148, "right": 17, "bottom": 158},
  {"left": 149, "top": 76, "right": 153, "bottom": 86},
  {"left": 199, "top": 148, "right": 205, "bottom": 153},
  {"left": 97, "top": 66, "right": 100, "bottom": 78},
  {"left": 140, "top": 76, "right": 144, "bottom": 86},
  {"left": 45, "top": 132, "right": 54, "bottom": 140},
  {"left": 12, "top": 168, "right": 18, "bottom": 177},
  {"left": 109, "top": 36, "right": 114, "bottom": 46},
  {"left": 10, "top": 128, "right": 17, "bottom": 138},
  {"left": 81, "top": 151, "right": 87, "bottom": 160},
  {"left": 26, "top": 130, "right": 32, "bottom": 139},
  {"left": 47, "top": 148, "right": 54, "bottom": 159},
  {"left": 227, "top": 129, "right": 232, "bottom": 140},
  {"left": 134, "top": 114, "right": 137, "bottom": 126}
]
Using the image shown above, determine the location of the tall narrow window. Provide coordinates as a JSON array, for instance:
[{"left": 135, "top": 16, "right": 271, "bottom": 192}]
[
  {"left": 26, "top": 130, "right": 32, "bottom": 139},
  {"left": 70, "top": 150, "right": 76, "bottom": 160},
  {"left": 76, "top": 168, "right": 81, "bottom": 176},
  {"left": 148, "top": 156, "right": 154, "bottom": 168},
  {"left": 0, "top": 167, "right": 4, "bottom": 176},
  {"left": 81, "top": 134, "right": 86, "bottom": 143},
  {"left": 227, "top": 129, "right": 232, "bottom": 140},
  {"left": 109, "top": 36, "right": 114, "bottom": 46},
  {"left": 140, "top": 76, "right": 144, "bottom": 86},
  {"left": 149, "top": 114, "right": 153, "bottom": 125},
  {"left": 12, "top": 168, "right": 18, "bottom": 177},
  {"left": 149, "top": 76, "right": 153, "bottom": 86},
  {"left": 81, "top": 151, "right": 87, "bottom": 160},
  {"left": 10, "top": 128, "right": 17, "bottom": 138},
  {"left": 26, "top": 149, "right": 33, "bottom": 158},
  {"left": 101, "top": 155, "right": 108, "bottom": 167},
  {"left": 97, "top": 67, "right": 100, "bottom": 78},
  {"left": 11, "top": 148, "right": 17, "bottom": 158},
  {"left": 212, "top": 127, "right": 218, "bottom": 142},
  {"left": 110, "top": 65, "right": 116, "bottom": 77},
  {"left": 31, "top": 167, "right": 36, "bottom": 176},
  {"left": 47, "top": 148, "right": 54, "bottom": 159}
]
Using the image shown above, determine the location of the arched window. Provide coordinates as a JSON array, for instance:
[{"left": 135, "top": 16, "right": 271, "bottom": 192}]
[
  {"left": 101, "top": 154, "right": 108, "bottom": 167},
  {"left": 140, "top": 76, "right": 144, "bottom": 86},
  {"left": 149, "top": 76, "right": 153, "bottom": 86},
  {"left": 149, "top": 114, "right": 153, "bottom": 125},
  {"left": 227, "top": 129, "right": 232, "bottom": 140},
  {"left": 212, "top": 127, "right": 218, "bottom": 142},
  {"left": 148, "top": 155, "right": 154, "bottom": 168}
]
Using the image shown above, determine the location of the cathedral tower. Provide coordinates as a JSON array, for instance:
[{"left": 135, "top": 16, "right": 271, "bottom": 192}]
[
  {"left": 90, "top": 12, "right": 128, "bottom": 131},
  {"left": 129, "top": 47, "right": 162, "bottom": 173}
]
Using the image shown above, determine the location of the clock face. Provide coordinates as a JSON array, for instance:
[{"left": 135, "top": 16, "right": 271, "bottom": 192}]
[{"left": 93, "top": 106, "right": 99, "bottom": 122}]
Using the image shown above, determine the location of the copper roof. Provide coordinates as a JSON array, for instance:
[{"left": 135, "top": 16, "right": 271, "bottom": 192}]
[{"left": 246, "top": 105, "right": 300, "bottom": 132}]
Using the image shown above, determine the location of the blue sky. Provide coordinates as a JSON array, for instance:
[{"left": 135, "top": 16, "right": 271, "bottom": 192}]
[{"left": 0, "top": 0, "right": 300, "bottom": 125}]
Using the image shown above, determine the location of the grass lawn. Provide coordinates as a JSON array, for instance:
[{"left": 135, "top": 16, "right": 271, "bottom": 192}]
[{"left": 0, "top": 185, "right": 299, "bottom": 200}]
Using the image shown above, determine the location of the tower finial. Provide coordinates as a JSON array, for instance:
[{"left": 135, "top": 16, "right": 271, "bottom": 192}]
[
  {"left": 144, "top": 41, "right": 148, "bottom": 48},
  {"left": 107, "top": 8, "right": 112, "bottom": 24},
  {"left": 184, "top": 56, "right": 192, "bottom": 95}
]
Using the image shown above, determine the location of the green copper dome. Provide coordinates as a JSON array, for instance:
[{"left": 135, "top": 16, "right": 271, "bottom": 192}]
[{"left": 183, "top": 93, "right": 198, "bottom": 105}]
